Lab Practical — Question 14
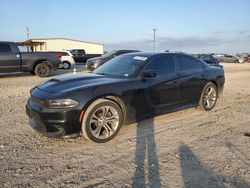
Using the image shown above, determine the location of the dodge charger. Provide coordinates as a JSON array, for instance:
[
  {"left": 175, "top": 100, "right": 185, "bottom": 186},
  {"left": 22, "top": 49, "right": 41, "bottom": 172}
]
[{"left": 26, "top": 52, "right": 225, "bottom": 142}]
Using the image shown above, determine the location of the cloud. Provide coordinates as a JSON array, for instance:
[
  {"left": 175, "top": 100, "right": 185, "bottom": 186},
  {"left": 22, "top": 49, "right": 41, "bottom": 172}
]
[
  {"left": 105, "top": 36, "right": 225, "bottom": 51},
  {"left": 105, "top": 34, "right": 250, "bottom": 53},
  {"left": 237, "top": 30, "right": 250, "bottom": 35}
]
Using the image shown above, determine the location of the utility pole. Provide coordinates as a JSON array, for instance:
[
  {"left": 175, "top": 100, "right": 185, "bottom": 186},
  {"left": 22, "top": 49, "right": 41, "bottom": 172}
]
[
  {"left": 153, "top": 28, "right": 158, "bottom": 51},
  {"left": 26, "top": 27, "right": 31, "bottom": 52},
  {"left": 178, "top": 40, "right": 181, "bottom": 51}
]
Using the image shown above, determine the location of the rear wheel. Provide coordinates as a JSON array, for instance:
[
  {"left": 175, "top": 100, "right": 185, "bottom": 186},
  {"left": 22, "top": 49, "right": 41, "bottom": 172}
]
[
  {"left": 62, "top": 61, "right": 71, "bottom": 69},
  {"left": 81, "top": 99, "right": 123, "bottom": 143},
  {"left": 34, "top": 63, "right": 51, "bottom": 77},
  {"left": 198, "top": 82, "right": 218, "bottom": 111}
]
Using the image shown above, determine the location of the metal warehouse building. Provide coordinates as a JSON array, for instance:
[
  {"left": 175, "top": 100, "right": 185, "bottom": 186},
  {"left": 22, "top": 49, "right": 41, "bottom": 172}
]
[{"left": 19, "top": 38, "right": 104, "bottom": 54}]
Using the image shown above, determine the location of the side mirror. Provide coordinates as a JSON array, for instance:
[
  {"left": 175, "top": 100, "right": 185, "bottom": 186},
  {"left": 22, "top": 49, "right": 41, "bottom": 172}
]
[{"left": 141, "top": 70, "right": 157, "bottom": 78}]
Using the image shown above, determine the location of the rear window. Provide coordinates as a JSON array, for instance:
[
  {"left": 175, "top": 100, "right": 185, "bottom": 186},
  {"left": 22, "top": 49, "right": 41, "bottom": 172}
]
[
  {"left": 0, "top": 44, "right": 11, "bottom": 53},
  {"left": 59, "top": 52, "right": 69, "bottom": 56},
  {"left": 177, "top": 55, "right": 201, "bottom": 71}
]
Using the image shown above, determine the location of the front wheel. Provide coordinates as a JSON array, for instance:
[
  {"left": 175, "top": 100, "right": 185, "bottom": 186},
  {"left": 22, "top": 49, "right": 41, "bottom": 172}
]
[
  {"left": 81, "top": 99, "right": 123, "bottom": 143},
  {"left": 198, "top": 82, "right": 218, "bottom": 111}
]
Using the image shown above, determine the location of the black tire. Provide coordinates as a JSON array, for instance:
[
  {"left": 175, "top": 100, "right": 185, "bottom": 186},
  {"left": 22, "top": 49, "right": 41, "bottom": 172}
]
[
  {"left": 198, "top": 82, "right": 218, "bottom": 111},
  {"left": 30, "top": 71, "right": 36, "bottom": 75},
  {"left": 34, "top": 63, "right": 51, "bottom": 77},
  {"left": 62, "top": 61, "right": 71, "bottom": 69},
  {"left": 234, "top": 60, "right": 239, "bottom": 63},
  {"left": 81, "top": 98, "right": 123, "bottom": 143}
]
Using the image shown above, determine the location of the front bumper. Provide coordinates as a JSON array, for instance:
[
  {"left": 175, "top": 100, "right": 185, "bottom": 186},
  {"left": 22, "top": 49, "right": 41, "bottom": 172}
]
[{"left": 26, "top": 98, "right": 81, "bottom": 138}]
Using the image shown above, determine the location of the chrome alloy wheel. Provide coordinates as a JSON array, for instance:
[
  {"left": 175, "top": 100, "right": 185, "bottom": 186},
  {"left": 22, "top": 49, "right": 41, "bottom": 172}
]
[
  {"left": 203, "top": 86, "right": 217, "bottom": 109},
  {"left": 89, "top": 106, "right": 119, "bottom": 140}
]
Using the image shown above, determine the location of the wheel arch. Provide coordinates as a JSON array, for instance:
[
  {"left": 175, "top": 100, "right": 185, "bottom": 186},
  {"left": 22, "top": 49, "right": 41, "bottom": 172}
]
[
  {"left": 80, "top": 94, "right": 127, "bottom": 125},
  {"left": 32, "top": 59, "right": 52, "bottom": 71}
]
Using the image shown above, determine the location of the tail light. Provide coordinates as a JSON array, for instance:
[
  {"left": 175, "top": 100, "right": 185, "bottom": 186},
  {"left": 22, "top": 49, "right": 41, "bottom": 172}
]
[{"left": 55, "top": 54, "right": 62, "bottom": 59}]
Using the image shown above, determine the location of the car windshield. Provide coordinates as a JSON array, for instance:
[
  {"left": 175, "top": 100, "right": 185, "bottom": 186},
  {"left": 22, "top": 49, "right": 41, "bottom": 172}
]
[
  {"left": 93, "top": 54, "right": 147, "bottom": 77},
  {"left": 101, "top": 50, "right": 117, "bottom": 58}
]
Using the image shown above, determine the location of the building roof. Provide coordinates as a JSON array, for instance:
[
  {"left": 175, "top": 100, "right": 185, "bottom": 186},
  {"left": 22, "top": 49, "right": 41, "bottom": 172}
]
[{"left": 28, "top": 37, "right": 103, "bottom": 46}]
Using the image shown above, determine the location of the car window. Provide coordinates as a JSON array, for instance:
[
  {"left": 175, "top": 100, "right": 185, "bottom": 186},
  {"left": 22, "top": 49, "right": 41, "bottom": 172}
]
[
  {"left": 94, "top": 54, "right": 146, "bottom": 77},
  {"left": 77, "top": 50, "right": 85, "bottom": 55},
  {"left": 144, "top": 55, "right": 175, "bottom": 75},
  {"left": 176, "top": 55, "right": 201, "bottom": 71},
  {"left": 70, "top": 50, "right": 77, "bottom": 55},
  {"left": 201, "top": 55, "right": 211, "bottom": 61},
  {"left": 0, "top": 44, "right": 12, "bottom": 53},
  {"left": 60, "top": 52, "right": 69, "bottom": 56}
]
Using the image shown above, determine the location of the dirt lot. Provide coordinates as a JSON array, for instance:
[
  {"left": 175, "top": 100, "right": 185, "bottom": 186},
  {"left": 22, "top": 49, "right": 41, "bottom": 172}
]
[{"left": 0, "top": 63, "right": 249, "bottom": 188}]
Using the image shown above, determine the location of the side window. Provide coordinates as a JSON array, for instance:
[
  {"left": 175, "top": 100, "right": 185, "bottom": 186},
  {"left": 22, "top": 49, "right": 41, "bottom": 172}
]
[
  {"left": 202, "top": 55, "right": 211, "bottom": 61},
  {"left": 177, "top": 55, "right": 201, "bottom": 71},
  {"left": 145, "top": 55, "right": 175, "bottom": 75},
  {"left": 0, "top": 44, "right": 11, "bottom": 53},
  {"left": 60, "top": 52, "right": 69, "bottom": 56},
  {"left": 70, "top": 50, "right": 77, "bottom": 55}
]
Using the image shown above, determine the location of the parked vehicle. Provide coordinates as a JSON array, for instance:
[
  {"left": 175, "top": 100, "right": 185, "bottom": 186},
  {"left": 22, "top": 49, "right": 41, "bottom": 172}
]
[
  {"left": 46, "top": 51, "right": 75, "bottom": 69},
  {"left": 199, "top": 54, "right": 219, "bottom": 65},
  {"left": 69, "top": 49, "right": 101, "bottom": 63},
  {"left": 86, "top": 50, "right": 140, "bottom": 71},
  {"left": 26, "top": 52, "right": 225, "bottom": 142},
  {"left": 245, "top": 55, "right": 250, "bottom": 63},
  {"left": 236, "top": 56, "right": 245, "bottom": 63},
  {"left": 0, "top": 42, "right": 61, "bottom": 77},
  {"left": 218, "top": 55, "right": 239, "bottom": 63}
]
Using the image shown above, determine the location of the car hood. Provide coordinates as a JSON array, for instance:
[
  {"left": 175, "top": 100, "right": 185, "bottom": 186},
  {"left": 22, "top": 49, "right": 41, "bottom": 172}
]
[
  {"left": 37, "top": 73, "right": 127, "bottom": 93},
  {"left": 87, "top": 57, "right": 103, "bottom": 63}
]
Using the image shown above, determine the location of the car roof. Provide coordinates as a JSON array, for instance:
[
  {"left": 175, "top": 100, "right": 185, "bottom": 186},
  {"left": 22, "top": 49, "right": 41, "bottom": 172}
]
[{"left": 122, "top": 51, "right": 190, "bottom": 58}]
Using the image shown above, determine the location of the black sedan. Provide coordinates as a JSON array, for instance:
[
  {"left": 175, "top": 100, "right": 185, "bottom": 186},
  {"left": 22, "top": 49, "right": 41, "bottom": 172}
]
[
  {"left": 86, "top": 49, "right": 139, "bottom": 71},
  {"left": 199, "top": 54, "right": 219, "bottom": 65},
  {"left": 26, "top": 52, "right": 225, "bottom": 142}
]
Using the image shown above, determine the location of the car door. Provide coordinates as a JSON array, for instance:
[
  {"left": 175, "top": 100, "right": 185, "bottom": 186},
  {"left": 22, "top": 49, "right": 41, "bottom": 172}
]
[
  {"left": 142, "top": 55, "right": 181, "bottom": 109},
  {"left": 0, "top": 43, "right": 21, "bottom": 73},
  {"left": 175, "top": 54, "right": 207, "bottom": 103}
]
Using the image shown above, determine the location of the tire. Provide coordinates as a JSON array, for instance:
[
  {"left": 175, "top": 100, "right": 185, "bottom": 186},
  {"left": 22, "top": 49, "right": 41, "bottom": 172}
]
[
  {"left": 62, "top": 61, "right": 71, "bottom": 69},
  {"left": 81, "top": 98, "right": 123, "bottom": 143},
  {"left": 30, "top": 71, "right": 36, "bottom": 75},
  {"left": 198, "top": 82, "right": 218, "bottom": 111},
  {"left": 234, "top": 60, "right": 239, "bottom": 63},
  {"left": 34, "top": 63, "right": 51, "bottom": 77}
]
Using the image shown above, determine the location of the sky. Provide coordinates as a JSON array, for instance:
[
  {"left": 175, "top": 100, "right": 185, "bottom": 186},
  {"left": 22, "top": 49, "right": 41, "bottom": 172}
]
[{"left": 0, "top": 0, "right": 250, "bottom": 53}]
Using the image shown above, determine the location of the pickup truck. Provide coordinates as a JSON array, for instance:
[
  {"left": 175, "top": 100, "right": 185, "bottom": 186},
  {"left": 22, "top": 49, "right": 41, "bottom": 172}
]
[
  {"left": 69, "top": 49, "right": 101, "bottom": 63},
  {"left": 0, "top": 41, "right": 61, "bottom": 77}
]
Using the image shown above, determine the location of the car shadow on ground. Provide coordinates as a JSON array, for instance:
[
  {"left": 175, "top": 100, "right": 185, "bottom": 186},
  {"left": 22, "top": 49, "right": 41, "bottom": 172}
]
[
  {"left": 0, "top": 72, "right": 34, "bottom": 78},
  {"left": 0, "top": 65, "right": 85, "bottom": 78},
  {"left": 132, "top": 118, "right": 161, "bottom": 188},
  {"left": 179, "top": 143, "right": 249, "bottom": 188}
]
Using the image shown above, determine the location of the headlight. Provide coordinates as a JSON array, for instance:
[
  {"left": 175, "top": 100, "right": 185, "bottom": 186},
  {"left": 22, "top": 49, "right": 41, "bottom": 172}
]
[
  {"left": 48, "top": 99, "right": 79, "bottom": 108},
  {"left": 94, "top": 62, "right": 99, "bottom": 68}
]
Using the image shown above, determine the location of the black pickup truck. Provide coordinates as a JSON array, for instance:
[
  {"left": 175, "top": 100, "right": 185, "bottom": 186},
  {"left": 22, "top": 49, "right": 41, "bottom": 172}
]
[
  {"left": 0, "top": 41, "right": 61, "bottom": 77},
  {"left": 70, "top": 49, "right": 101, "bottom": 63}
]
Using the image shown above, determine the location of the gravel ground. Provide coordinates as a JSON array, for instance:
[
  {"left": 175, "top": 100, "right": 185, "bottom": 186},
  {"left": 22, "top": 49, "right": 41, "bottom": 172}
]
[{"left": 0, "top": 63, "right": 250, "bottom": 188}]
